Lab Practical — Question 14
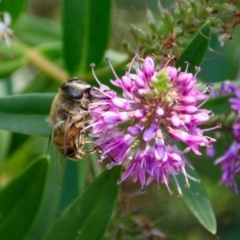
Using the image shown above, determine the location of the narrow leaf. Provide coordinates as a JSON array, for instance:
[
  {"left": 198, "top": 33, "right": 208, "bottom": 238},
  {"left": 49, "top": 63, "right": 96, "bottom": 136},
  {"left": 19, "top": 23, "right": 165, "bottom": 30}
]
[
  {"left": 13, "top": 13, "right": 61, "bottom": 46},
  {"left": 77, "top": 157, "right": 89, "bottom": 193},
  {"left": 0, "top": 156, "right": 49, "bottom": 240},
  {"left": 176, "top": 21, "right": 211, "bottom": 73},
  {"left": 62, "top": 0, "right": 112, "bottom": 75},
  {"left": 171, "top": 168, "right": 217, "bottom": 234},
  {"left": 0, "top": 93, "right": 54, "bottom": 137},
  {"left": 43, "top": 167, "right": 121, "bottom": 240},
  {"left": 0, "top": 113, "right": 51, "bottom": 137},
  {"left": 28, "top": 153, "right": 61, "bottom": 240},
  {"left": 0, "top": 93, "right": 54, "bottom": 115}
]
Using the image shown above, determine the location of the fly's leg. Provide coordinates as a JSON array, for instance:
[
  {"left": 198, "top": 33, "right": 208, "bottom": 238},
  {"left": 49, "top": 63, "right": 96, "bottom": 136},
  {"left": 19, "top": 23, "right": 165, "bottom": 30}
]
[
  {"left": 72, "top": 128, "right": 86, "bottom": 159},
  {"left": 84, "top": 146, "right": 115, "bottom": 162},
  {"left": 84, "top": 146, "right": 98, "bottom": 154}
]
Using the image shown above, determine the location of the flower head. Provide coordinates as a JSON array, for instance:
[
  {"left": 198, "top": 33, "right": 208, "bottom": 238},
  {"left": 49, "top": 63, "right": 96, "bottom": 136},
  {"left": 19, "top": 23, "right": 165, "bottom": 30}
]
[{"left": 88, "top": 56, "right": 215, "bottom": 195}]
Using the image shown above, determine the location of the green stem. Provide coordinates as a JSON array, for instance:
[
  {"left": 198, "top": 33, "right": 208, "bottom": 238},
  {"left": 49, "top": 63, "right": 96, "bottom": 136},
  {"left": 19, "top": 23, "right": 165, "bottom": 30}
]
[
  {"left": 26, "top": 46, "right": 130, "bottom": 83},
  {"left": 26, "top": 48, "right": 69, "bottom": 83}
]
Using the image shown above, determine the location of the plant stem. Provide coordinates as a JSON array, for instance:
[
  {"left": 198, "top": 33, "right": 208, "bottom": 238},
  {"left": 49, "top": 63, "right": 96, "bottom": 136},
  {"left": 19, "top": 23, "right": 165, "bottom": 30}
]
[
  {"left": 26, "top": 46, "right": 130, "bottom": 83},
  {"left": 26, "top": 48, "right": 69, "bottom": 83}
]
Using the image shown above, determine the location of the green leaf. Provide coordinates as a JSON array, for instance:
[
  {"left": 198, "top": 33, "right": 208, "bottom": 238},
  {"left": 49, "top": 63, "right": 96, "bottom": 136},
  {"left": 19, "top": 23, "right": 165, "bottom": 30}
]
[
  {"left": 13, "top": 13, "right": 61, "bottom": 46},
  {"left": 0, "top": 93, "right": 54, "bottom": 115},
  {"left": 0, "top": 113, "right": 51, "bottom": 137},
  {"left": 0, "top": 43, "right": 27, "bottom": 78},
  {"left": 0, "top": 156, "right": 49, "bottom": 240},
  {"left": 176, "top": 21, "right": 211, "bottom": 73},
  {"left": 0, "top": 93, "right": 54, "bottom": 136},
  {"left": 62, "top": 0, "right": 112, "bottom": 75},
  {"left": 0, "top": 130, "right": 11, "bottom": 167},
  {"left": 28, "top": 152, "right": 61, "bottom": 240},
  {"left": 203, "top": 94, "right": 232, "bottom": 115},
  {"left": 171, "top": 168, "right": 216, "bottom": 234},
  {"left": 43, "top": 166, "right": 121, "bottom": 240},
  {"left": 0, "top": 0, "right": 27, "bottom": 24},
  {"left": 77, "top": 156, "right": 89, "bottom": 193}
]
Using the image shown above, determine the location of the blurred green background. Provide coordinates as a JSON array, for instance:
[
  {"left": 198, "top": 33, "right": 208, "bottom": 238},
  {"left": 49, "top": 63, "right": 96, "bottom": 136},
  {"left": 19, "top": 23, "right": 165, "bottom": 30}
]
[{"left": 0, "top": 0, "right": 240, "bottom": 239}]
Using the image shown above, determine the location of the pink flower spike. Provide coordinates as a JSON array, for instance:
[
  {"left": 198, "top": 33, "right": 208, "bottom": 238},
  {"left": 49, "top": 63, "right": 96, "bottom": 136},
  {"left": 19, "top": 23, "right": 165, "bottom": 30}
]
[{"left": 89, "top": 55, "right": 215, "bottom": 192}]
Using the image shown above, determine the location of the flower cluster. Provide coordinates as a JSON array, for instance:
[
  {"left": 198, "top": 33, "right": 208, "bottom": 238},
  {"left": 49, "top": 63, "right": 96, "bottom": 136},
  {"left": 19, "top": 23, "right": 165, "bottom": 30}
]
[
  {"left": 214, "top": 82, "right": 240, "bottom": 193},
  {"left": 88, "top": 56, "right": 216, "bottom": 195}
]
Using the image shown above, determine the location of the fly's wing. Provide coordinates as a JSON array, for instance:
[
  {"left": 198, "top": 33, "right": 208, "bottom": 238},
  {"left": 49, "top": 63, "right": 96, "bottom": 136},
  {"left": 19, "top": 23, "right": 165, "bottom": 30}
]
[
  {"left": 51, "top": 120, "right": 68, "bottom": 185},
  {"left": 46, "top": 131, "right": 66, "bottom": 185},
  {"left": 56, "top": 149, "right": 67, "bottom": 185}
]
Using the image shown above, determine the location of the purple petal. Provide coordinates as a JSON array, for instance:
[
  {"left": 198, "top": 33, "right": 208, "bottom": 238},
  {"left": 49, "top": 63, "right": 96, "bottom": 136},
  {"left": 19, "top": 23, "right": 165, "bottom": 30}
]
[
  {"left": 143, "top": 124, "right": 158, "bottom": 142},
  {"left": 128, "top": 125, "right": 141, "bottom": 136},
  {"left": 143, "top": 57, "right": 155, "bottom": 79},
  {"left": 112, "top": 97, "right": 130, "bottom": 110}
]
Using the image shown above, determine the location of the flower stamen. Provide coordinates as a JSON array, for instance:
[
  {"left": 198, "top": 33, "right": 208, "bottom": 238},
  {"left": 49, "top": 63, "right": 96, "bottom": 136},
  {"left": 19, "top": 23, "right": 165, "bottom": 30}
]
[{"left": 106, "top": 57, "right": 120, "bottom": 79}]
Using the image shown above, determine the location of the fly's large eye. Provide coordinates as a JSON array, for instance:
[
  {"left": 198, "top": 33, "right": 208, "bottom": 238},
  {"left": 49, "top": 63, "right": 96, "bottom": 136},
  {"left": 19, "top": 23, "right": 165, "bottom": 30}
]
[{"left": 62, "top": 85, "right": 84, "bottom": 99}]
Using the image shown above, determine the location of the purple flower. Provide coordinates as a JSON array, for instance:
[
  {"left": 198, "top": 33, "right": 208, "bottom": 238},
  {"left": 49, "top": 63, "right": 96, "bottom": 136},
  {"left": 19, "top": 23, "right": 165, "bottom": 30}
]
[
  {"left": 88, "top": 56, "right": 216, "bottom": 195},
  {"left": 215, "top": 141, "right": 240, "bottom": 194},
  {"left": 221, "top": 81, "right": 239, "bottom": 95},
  {"left": 214, "top": 83, "right": 240, "bottom": 193},
  {"left": 206, "top": 145, "right": 215, "bottom": 157},
  {"left": 229, "top": 89, "right": 240, "bottom": 111}
]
